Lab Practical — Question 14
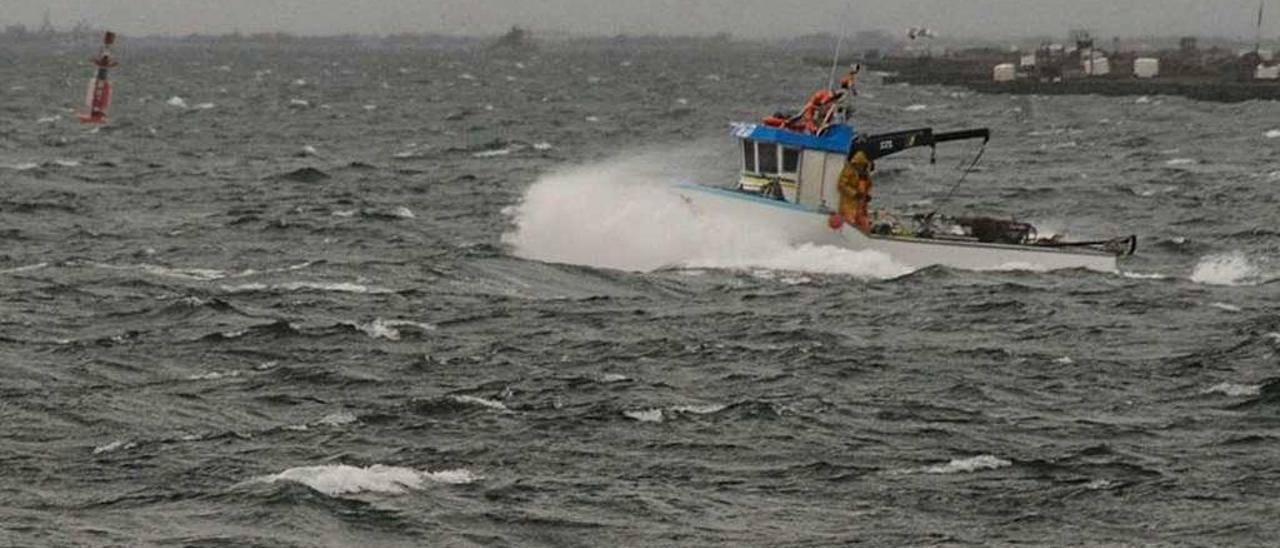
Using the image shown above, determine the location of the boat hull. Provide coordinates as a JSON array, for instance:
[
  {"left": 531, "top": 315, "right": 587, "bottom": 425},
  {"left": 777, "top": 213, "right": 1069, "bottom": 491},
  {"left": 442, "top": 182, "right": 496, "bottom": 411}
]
[{"left": 675, "top": 183, "right": 1119, "bottom": 273}]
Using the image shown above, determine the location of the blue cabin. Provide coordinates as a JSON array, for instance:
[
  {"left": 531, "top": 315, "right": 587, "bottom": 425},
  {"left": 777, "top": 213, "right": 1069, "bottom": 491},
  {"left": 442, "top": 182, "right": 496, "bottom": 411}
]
[{"left": 730, "top": 122, "right": 856, "bottom": 211}]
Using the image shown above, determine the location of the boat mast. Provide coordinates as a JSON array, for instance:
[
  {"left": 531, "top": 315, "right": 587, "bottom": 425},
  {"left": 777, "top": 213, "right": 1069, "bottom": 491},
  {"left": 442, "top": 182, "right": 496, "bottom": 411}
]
[{"left": 1257, "top": 0, "right": 1265, "bottom": 57}]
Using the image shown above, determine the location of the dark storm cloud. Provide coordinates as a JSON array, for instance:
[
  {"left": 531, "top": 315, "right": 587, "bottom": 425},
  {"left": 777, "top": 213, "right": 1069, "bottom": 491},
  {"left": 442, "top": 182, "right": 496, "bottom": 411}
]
[{"left": 4, "top": 0, "right": 1274, "bottom": 38}]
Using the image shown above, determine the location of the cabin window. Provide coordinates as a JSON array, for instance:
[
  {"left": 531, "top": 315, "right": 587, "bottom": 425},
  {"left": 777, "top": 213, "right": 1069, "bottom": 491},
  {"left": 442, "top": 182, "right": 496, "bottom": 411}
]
[
  {"left": 781, "top": 147, "right": 800, "bottom": 174},
  {"left": 742, "top": 140, "right": 756, "bottom": 172},
  {"left": 757, "top": 142, "right": 778, "bottom": 174}
]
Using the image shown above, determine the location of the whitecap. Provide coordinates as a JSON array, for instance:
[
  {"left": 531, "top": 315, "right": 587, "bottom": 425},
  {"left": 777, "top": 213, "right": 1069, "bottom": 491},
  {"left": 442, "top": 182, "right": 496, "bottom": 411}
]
[
  {"left": 599, "top": 373, "right": 629, "bottom": 383},
  {"left": 318, "top": 411, "right": 359, "bottom": 426},
  {"left": 37, "top": 115, "right": 61, "bottom": 124},
  {"left": 92, "top": 440, "right": 137, "bottom": 455},
  {"left": 166, "top": 96, "right": 188, "bottom": 108},
  {"left": 451, "top": 395, "right": 510, "bottom": 412},
  {"left": 903, "top": 104, "right": 928, "bottom": 111},
  {"left": 1266, "top": 129, "right": 1280, "bottom": 139},
  {"left": 473, "top": 148, "right": 513, "bottom": 158},
  {"left": 1120, "top": 270, "right": 1169, "bottom": 280},
  {"left": 52, "top": 159, "right": 80, "bottom": 167},
  {"left": 187, "top": 371, "right": 241, "bottom": 381},
  {"left": 623, "top": 409, "right": 664, "bottom": 423},
  {"left": 363, "top": 104, "right": 377, "bottom": 111},
  {"left": 1165, "top": 158, "right": 1197, "bottom": 166},
  {"left": 922, "top": 455, "right": 1012, "bottom": 474},
  {"left": 1208, "top": 302, "right": 1243, "bottom": 313},
  {"left": 670, "top": 404, "right": 727, "bottom": 415},
  {"left": 1190, "top": 252, "right": 1257, "bottom": 286},
  {"left": 359, "top": 318, "right": 401, "bottom": 341},
  {"left": 288, "top": 98, "right": 311, "bottom": 108},
  {"left": 0, "top": 262, "right": 48, "bottom": 275},
  {"left": 260, "top": 464, "right": 479, "bottom": 496},
  {"left": 275, "top": 281, "right": 392, "bottom": 294},
  {"left": 1203, "top": 382, "right": 1261, "bottom": 397},
  {"left": 390, "top": 206, "right": 415, "bottom": 219},
  {"left": 585, "top": 116, "right": 600, "bottom": 123},
  {"left": 532, "top": 142, "right": 553, "bottom": 151},
  {"left": 192, "top": 102, "right": 215, "bottom": 110}
]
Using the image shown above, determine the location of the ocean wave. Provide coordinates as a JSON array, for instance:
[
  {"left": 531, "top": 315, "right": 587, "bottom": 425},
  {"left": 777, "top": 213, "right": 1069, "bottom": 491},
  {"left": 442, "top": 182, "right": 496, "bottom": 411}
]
[
  {"left": 1190, "top": 252, "right": 1263, "bottom": 286},
  {"left": 503, "top": 155, "right": 909, "bottom": 279},
  {"left": 921, "top": 455, "right": 1013, "bottom": 474},
  {"left": 258, "top": 464, "right": 480, "bottom": 496}
]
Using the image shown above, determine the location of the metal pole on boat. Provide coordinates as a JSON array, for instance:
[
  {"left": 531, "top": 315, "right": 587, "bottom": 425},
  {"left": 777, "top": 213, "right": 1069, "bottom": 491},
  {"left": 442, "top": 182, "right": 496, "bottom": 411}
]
[{"left": 826, "top": 5, "right": 849, "bottom": 90}]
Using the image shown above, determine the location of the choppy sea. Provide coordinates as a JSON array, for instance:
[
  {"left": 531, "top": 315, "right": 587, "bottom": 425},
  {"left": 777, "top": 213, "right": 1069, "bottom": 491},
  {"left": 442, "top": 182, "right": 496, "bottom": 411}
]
[{"left": 3, "top": 39, "right": 1280, "bottom": 546}]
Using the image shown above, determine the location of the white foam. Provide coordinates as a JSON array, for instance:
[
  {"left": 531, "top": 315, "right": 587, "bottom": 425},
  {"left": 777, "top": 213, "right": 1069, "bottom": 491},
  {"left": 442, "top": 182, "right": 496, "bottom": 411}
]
[
  {"left": 599, "top": 373, "right": 630, "bottom": 383},
  {"left": 451, "top": 395, "right": 510, "bottom": 412},
  {"left": 187, "top": 370, "right": 241, "bottom": 381},
  {"left": 0, "top": 262, "right": 48, "bottom": 275},
  {"left": 1203, "top": 382, "right": 1261, "bottom": 397},
  {"left": 318, "top": 411, "right": 359, "bottom": 426},
  {"left": 532, "top": 142, "right": 553, "bottom": 151},
  {"left": 288, "top": 98, "right": 311, "bottom": 108},
  {"left": 37, "top": 115, "right": 61, "bottom": 124},
  {"left": 670, "top": 404, "right": 727, "bottom": 415},
  {"left": 1190, "top": 252, "right": 1258, "bottom": 286},
  {"left": 585, "top": 116, "right": 600, "bottom": 123},
  {"left": 903, "top": 104, "right": 928, "bottom": 111},
  {"left": 274, "top": 281, "right": 393, "bottom": 294},
  {"left": 1266, "top": 129, "right": 1280, "bottom": 139},
  {"left": 192, "top": 102, "right": 215, "bottom": 110},
  {"left": 1209, "top": 302, "right": 1243, "bottom": 312},
  {"left": 260, "top": 464, "right": 479, "bottom": 496},
  {"left": 359, "top": 318, "right": 401, "bottom": 340},
  {"left": 1120, "top": 270, "right": 1169, "bottom": 280},
  {"left": 623, "top": 409, "right": 664, "bottom": 423},
  {"left": 92, "top": 440, "right": 136, "bottom": 455},
  {"left": 923, "top": 455, "right": 1012, "bottom": 474},
  {"left": 166, "top": 96, "right": 188, "bottom": 108},
  {"left": 473, "top": 148, "right": 513, "bottom": 158},
  {"left": 52, "top": 159, "right": 80, "bottom": 167},
  {"left": 502, "top": 155, "right": 909, "bottom": 278},
  {"left": 1165, "top": 158, "right": 1197, "bottom": 166}
]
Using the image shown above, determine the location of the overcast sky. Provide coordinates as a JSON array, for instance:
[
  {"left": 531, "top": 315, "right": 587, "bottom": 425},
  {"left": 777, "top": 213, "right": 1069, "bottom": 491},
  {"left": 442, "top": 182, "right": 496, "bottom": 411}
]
[{"left": 4, "top": 0, "right": 1275, "bottom": 39}]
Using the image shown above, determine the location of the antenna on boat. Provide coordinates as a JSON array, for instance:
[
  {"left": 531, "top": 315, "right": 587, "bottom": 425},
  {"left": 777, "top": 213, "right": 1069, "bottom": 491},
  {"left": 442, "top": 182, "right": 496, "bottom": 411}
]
[
  {"left": 1256, "top": 0, "right": 1266, "bottom": 56},
  {"left": 826, "top": 8, "right": 849, "bottom": 90}
]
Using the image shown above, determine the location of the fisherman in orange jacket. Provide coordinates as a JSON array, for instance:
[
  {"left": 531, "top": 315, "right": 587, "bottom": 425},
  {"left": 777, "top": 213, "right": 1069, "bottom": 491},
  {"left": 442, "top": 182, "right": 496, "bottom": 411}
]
[{"left": 837, "top": 147, "right": 873, "bottom": 232}]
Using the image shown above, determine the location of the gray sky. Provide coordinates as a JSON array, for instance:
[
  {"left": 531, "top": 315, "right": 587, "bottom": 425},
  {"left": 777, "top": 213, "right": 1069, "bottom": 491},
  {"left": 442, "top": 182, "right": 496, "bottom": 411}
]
[{"left": 4, "top": 0, "right": 1275, "bottom": 39}]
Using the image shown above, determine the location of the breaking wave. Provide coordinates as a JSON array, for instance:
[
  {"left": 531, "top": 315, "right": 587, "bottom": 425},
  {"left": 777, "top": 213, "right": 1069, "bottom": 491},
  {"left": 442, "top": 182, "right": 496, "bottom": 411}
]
[
  {"left": 502, "top": 153, "right": 908, "bottom": 278},
  {"left": 1190, "top": 251, "right": 1264, "bottom": 286},
  {"left": 257, "top": 464, "right": 480, "bottom": 496}
]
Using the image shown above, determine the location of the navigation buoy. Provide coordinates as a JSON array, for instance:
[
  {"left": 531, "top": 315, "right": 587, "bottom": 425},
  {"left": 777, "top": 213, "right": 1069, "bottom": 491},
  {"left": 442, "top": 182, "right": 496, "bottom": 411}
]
[
  {"left": 78, "top": 31, "right": 118, "bottom": 124},
  {"left": 827, "top": 213, "right": 843, "bottom": 230}
]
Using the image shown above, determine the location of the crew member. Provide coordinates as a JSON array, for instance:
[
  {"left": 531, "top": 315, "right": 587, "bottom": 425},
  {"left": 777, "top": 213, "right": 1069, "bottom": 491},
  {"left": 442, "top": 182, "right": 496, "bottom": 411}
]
[{"left": 837, "top": 145, "right": 874, "bottom": 232}]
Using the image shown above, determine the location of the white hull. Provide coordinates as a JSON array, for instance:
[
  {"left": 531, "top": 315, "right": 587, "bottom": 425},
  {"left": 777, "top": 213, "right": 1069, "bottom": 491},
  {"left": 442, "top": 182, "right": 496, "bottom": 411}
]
[{"left": 675, "top": 184, "right": 1119, "bottom": 273}]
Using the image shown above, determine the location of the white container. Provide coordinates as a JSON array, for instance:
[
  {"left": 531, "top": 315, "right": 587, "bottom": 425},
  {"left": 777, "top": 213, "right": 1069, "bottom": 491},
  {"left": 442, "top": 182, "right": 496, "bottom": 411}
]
[
  {"left": 1082, "top": 54, "right": 1110, "bottom": 76},
  {"left": 1134, "top": 57, "right": 1159, "bottom": 78},
  {"left": 1257, "top": 64, "right": 1280, "bottom": 80},
  {"left": 993, "top": 63, "right": 1016, "bottom": 82}
]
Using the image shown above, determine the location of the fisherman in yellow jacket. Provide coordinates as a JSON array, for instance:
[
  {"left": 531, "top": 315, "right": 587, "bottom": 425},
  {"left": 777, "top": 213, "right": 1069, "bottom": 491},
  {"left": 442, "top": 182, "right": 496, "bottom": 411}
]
[{"left": 837, "top": 148, "right": 873, "bottom": 232}]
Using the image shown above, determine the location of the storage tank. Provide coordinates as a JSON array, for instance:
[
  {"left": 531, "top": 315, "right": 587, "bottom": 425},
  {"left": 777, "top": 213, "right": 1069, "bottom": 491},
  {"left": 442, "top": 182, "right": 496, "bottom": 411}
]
[
  {"left": 993, "top": 63, "right": 1016, "bottom": 82},
  {"left": 1133, "top": 57, "right": 1159, "bottom": 78}
]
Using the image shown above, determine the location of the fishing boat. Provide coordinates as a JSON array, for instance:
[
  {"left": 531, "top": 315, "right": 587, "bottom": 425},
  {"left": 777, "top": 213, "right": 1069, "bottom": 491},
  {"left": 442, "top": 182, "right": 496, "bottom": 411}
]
[{"left": 675, "top": 74, "right": 1136, "bottom": 273}]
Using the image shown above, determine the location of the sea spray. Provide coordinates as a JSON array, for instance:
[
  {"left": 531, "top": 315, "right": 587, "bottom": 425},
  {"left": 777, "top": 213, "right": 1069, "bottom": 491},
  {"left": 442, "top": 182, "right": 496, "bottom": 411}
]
[{"left": 502, "top": 152, "right": 908, "bottom": 278}]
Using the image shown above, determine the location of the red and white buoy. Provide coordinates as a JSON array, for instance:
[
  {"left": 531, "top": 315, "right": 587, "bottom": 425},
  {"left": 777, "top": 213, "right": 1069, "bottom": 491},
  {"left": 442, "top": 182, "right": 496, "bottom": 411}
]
[{"left": 78, "top": 31, "right": 118, "bottom": 124}]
